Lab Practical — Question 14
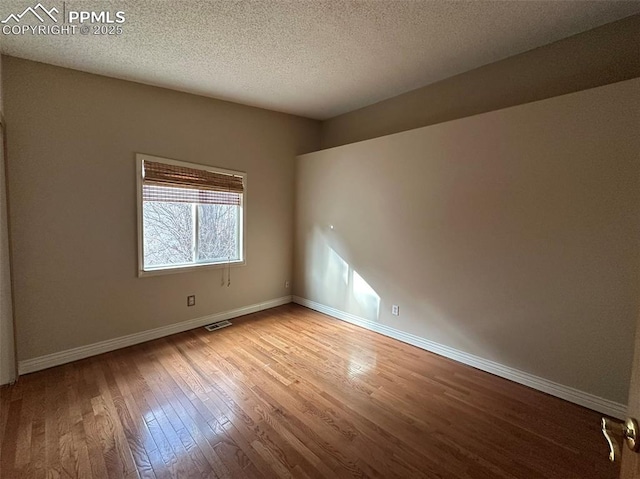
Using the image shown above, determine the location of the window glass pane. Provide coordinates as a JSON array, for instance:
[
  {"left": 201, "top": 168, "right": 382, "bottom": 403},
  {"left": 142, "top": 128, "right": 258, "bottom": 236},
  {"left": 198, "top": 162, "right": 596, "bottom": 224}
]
[
  {"left": 143, "top": 202, "right": 194, "bottom": 267},
  {"left": 197, "top": 204, "right": 240, "bottom": 262}
]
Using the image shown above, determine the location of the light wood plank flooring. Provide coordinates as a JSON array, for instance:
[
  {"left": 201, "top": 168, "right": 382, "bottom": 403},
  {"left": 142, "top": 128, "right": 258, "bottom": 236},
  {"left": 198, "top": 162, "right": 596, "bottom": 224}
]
[{"left": 0, "top": 304, "right": 617, "bottom": 478}]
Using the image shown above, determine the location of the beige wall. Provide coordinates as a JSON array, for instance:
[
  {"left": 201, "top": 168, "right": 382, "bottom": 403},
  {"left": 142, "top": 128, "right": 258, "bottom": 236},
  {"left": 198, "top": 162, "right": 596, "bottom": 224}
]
[
  {"left": 295, "top": 78, "right": 640, "bottom": 404},
  {"left": 0, "top": 55, "right": 16, "bottom": 385},
  {"left": 321, "top": 15, "right": 640, "bottom": 149},
  {"left": 0, "top": 56, "right": 3, "bottom": 114},
  {"left": 4, "top": 57, "right": 320, "bottom": 362}
]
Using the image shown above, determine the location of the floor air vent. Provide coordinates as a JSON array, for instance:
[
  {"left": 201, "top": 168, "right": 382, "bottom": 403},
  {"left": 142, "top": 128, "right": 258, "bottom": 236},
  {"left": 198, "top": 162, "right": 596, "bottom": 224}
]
[{"left": 204, "top": 320, "right": 232, "bottom": 332}]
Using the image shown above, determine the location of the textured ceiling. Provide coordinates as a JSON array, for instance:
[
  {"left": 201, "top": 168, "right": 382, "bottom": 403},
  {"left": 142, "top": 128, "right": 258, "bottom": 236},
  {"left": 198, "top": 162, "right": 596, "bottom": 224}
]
[{"left": 1, "top": 1, "right": 639, "bottom": 119}]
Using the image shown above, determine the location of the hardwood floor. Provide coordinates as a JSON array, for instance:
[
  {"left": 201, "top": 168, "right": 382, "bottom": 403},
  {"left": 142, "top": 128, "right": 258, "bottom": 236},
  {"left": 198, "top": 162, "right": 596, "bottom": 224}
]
[{"left": 0, "top": 304, "right": 617, "bottom": 478}]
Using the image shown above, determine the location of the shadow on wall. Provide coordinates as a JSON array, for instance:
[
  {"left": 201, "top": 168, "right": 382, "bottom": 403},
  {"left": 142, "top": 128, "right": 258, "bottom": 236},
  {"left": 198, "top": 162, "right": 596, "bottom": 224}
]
[
  {"left": 310, "top": 225, "right": 381, "bottom": 321},
  {"left": 308, "top": 226, "right": 381, "bottom": 379},
  {"left": 303, "top": 223, "right": 516, "bottom": 362}
]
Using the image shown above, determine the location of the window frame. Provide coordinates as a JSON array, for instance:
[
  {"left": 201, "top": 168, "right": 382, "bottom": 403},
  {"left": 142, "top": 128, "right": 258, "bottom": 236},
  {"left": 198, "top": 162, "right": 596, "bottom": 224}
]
[{"left": 136, "top": 153, "right": 247, "bottom": 277}]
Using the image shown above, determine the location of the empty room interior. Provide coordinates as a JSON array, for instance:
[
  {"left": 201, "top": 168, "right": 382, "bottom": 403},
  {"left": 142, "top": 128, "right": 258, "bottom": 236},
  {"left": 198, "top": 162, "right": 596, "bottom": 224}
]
[{"left": 1, "top": 1, "right": 640, "bottom": 478}]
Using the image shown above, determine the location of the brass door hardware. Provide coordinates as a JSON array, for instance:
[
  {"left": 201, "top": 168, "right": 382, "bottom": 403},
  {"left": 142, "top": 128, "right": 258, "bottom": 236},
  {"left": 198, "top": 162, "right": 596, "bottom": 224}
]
[{"left": 601, "top": 417, "right": 640, "bottom": 462}]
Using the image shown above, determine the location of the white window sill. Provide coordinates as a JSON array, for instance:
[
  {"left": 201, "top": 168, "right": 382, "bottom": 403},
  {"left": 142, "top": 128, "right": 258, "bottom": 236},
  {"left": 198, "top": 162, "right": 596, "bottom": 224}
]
[{"left": 138, "top": 260, "right": 246, "bottom": 277}]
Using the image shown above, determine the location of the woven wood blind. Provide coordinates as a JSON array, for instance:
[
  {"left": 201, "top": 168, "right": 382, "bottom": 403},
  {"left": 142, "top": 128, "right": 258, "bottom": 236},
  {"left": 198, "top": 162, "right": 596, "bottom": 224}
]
[
  {"left": 142, "top": 160, "right": 243, "bottom": 205},
  {"left": 143, "top": 185, "right": 241, "bottom": 205},
  {"left": 143, "top": 160, "right": 244, "bottom": 193}
]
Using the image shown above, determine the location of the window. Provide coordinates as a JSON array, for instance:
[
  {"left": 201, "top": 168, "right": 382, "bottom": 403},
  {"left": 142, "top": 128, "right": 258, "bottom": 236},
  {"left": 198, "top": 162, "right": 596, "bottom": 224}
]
[{"left": 136, "top": 154, "right": 245, "bottom": 275}]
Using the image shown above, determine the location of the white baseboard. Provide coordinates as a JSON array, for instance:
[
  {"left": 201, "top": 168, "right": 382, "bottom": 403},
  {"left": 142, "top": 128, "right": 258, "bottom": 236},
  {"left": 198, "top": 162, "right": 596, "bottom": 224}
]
[
  {"left": 293, "top": 296, "right": 627, "bottom": 419},
  {"left": 18, "top": 296, "right": 293, "bottom": 375}
]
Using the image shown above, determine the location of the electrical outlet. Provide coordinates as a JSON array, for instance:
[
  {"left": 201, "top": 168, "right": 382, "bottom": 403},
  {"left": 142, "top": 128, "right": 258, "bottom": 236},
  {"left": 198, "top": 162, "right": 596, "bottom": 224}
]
[
  {"left": 187, "top": 295, "right": 195, "bottom": 307},
  {"left": 285, "top": 280, "right": 290, "bottom": 288},
  {"left": 391, "top": 305, "right": 400, "bottom": 316}
]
